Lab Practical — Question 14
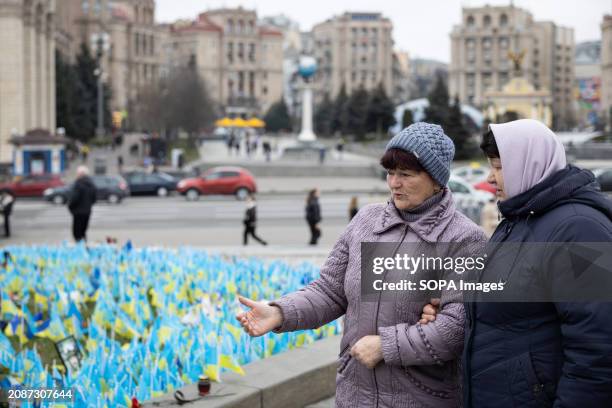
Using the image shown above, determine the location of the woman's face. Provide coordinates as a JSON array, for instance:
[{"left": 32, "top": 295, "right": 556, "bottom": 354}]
[
  {"left": 487, "top": 157, "right": 507, "bottom": 200},
  {"left": 387, "top": 168, "right": 439, "bottom": 210}
]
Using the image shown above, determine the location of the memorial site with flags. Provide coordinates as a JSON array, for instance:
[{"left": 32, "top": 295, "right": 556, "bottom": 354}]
[{"left": 0, "top": 244, "right": 341, "bottom": 407}]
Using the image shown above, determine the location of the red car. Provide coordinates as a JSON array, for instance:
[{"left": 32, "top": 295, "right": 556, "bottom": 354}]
[
  {"left": 474, "top": 180, "right": 497, "bottom": 195},
  {"left": 177, "top": 166, "right": 257, "bottom": 200},
  {"left": 0, "top": 174, "right": 64, "bottom": 197}
]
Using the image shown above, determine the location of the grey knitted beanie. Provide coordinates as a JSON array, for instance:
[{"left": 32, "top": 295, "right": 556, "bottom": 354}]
[{"left": 385, "top": 122, "right": 455, "bottom": 186}]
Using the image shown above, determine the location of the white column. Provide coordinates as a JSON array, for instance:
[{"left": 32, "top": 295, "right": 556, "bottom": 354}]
[
  {"left": 0, "top": 9, "right": 25, "bottom": 162},
  {"left": 14, "top": 148, "right": 23, "bottom": 175},
  {"left": 298, "top": 86, "right": 316, "bottom": 142},
  {"left": 36, "top": 19, "right": 44, "bottom": 127},
  {"left": 52, "top": 148, "right": 60, "bottom": 173},
  {"left": 46, "top": 15, "right": 55, "bottom": 132},
  {"left": 24, "top": 15, "right": 34, "bottom": 129},
  {"left": 49, "top": 35, "right": 56, "bottom": 131}
]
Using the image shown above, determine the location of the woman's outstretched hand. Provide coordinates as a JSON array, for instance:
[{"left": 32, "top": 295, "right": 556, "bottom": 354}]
[{"left": 235, "top": 295, "right": 283, "bottom": 337}]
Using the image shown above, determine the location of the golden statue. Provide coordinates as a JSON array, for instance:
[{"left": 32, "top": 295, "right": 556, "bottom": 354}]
[{"left": 507, "top": 50, "right": 526, "bottom": 73}]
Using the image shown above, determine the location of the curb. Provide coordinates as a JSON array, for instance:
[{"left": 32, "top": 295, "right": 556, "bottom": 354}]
[
  {"left": 146, "top": 336, "right": 340, "bottom": 407},
  {"left": 255, "top": 188, "right": 388, "bottom": 196}
]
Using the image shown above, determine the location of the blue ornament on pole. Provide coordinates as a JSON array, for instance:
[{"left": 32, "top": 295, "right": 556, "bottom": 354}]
[{"left": 298, "top": 56, "right": 317, "bottom": 79}]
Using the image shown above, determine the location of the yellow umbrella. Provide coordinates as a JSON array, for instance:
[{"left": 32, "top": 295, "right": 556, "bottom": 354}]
[
  {"left": 215, "top": 117, "right": 234, "bottom": 127},
  {"left": 233, "top": 117, "right": 248, "bottom": 128},
  {"left": 246, "top": 118, "right": 265, "bottom": 128}
]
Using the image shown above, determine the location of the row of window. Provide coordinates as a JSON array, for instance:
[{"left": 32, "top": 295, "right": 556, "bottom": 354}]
[
  {"left": 227, "top": 42, "right": 257, "bottom": 63},
  {"left": 134, "top": 6, "right": 155, "bottom": 25},
  {"left": 135, "top": 32, "right": 155, "bottom": 56},
  {"left": 466, "top": 37, "right": 510, "bottom": 49},
  {"left": 466, "top": 13, "right": 509, "bottom": 28},
  {"left": 350, "top": 27, "right": 380, "bottom": 35},
  {"left": 227, "top": 71, "right": 261, "bottom": 96},
  {"left": 81, "top": 0, "right": 105, "bottom": 15},
  {"left": 225, "top": 19, "right": 256, "bottom": 35},
  {"left": 81, "top": 1, "right": 154, "bottom": 25},
  {"left": 135, "top": 63, "right": 157, "bottom": 83}
]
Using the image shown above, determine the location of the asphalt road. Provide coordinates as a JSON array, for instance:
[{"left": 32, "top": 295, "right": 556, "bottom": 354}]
[{"left": 2, "top": 193, "right": 389, "bottom": 248}]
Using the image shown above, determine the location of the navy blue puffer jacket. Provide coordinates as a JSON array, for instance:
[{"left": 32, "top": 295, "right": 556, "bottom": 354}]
[{"left": 464, "top": 165, "right": 612, "bottom": 408}]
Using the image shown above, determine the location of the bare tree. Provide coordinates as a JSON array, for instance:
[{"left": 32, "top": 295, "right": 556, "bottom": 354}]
[{"left": 134, "top": 65, "right": 217, "bottom": 139}]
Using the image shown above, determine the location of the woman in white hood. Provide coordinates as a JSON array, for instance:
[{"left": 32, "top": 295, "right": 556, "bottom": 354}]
[{"left": 423, "top": 119, "right": 612, "bottom": 408}]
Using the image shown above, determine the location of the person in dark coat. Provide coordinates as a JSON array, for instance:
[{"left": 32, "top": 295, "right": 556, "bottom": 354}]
[
  {"left": 243, "top": 194, "right": 267, "bottom": 246},
  {"left": 68, "top": 166, "right": 97, "bottom": 242},
  {"left": 421, "top": 119, "right": 612, "bottom": 408},
  {"left": 348, "top": 196, "right": 359, "bottom": 221},
  {"left": 263, "top": 140, "right": 272, "bottom": 162},
  {"left": 0, "top": 190, "right": 15, "bottom": 237},
  {"left": 305, "top": 188, "right": 322, "bottom": 245}
]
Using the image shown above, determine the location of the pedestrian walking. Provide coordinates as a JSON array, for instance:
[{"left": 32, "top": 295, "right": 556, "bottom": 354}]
[
  {"left": 253, "top": 133, "right": 260, "bottom": 153},
  {"left": 262, "top": 140, "right": 272, "bottom": 162},
  {"left": 0, "top": 190, "right": 15, "bottom": 237},
  {"left": 143, "top": 156, "right": 152, "bottom": 172},
  {"left": 245, "top": 134, "right": 252, "bottom": 157},
  {"left": 237, "top": 122, "right": 487, "bottom": 407},
  {"left": 81, "top": 145, "right": 90, "bottom": 163},
  {"left": 305, "top": 188, "right": 322, "bottom": 245},
  {"left": 336, "top": 138, "right": 345, "bottom": 160},
  {"left": 68, "top": 166, "right": 97, "bottom": 242},
  {"left": 348, "top": 196, "right": 359, "bottom": 221},
  {"left": 227, "top": 134, "right": 235, "bottom": 155},
  {"left": 243, "top": 194, "right": 267, "bottom": 246},
  {"left": 117, "top": 155, "right": 124, "bottom": 174},
  {"left": 234, "top": 136, "right": 241, "bottom": 155}
]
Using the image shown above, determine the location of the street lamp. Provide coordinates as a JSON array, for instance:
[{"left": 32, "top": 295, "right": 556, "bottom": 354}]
[
  {"left": 94, "top": 67, "right": 104, "bottom": 138},
  {"left": 91, "top": 32, "right": 110, "bottom": 138}
]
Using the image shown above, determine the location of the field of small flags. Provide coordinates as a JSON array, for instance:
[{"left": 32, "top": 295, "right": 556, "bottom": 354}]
[{"left": 0, "top": 243, "right": 341, "bottom": 407}]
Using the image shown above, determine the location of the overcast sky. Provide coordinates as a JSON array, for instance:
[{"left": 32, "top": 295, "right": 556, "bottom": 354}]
[{"left": 156, "top": 0, "right": 609, "bottom": 63}]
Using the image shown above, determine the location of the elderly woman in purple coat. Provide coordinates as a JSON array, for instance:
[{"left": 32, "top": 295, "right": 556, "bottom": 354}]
[{"left": 237, "top": 123, "right": 486, "bottom": 408}]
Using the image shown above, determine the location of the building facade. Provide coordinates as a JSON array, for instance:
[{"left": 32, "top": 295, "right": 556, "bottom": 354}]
[
  {"left": 450, "top": 5, "right": 575, "bottom": 129},
  {"left": 0, "top": 0, "right": 56, "bottom": 164},
  {"left": 55, "top": 0, "right": 112, "bottom": 63},
  {"left": 163, "top": 7, "right": 283, "bottom": 116},
  {"left": 55, "top": 0, "right": 160, "bottom": 127},
  {"left": 260, "top": 14, "right": 304, "bottom": 117},
  {"left": 311, "top": 12, "right": 393, "bottom": 101},
  {"left": 108, "top": 0, "right": 159, "bottom": 124},
  {"left": 392, "top": 50, "right": 411, "bottom": 105}
]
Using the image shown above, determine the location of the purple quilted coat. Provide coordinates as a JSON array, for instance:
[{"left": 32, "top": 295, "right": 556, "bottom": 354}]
[{"left": 272, "top": 191, "right": 486, "bottom": 408}]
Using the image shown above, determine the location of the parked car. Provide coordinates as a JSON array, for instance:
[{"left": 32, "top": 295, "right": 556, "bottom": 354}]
[
  {"left": 473, "top": 180, "right": 497, "bottom": 195},
  {"left": 0, "top": 174, "right": 64, "bottom": 197},
  {"left": 451, "top": 163, "right": 489, "bottom": 184},
  {"left": 448, "top": 175, "right": 495, "bottom": 204},
  {"left": 122, "top": 171, "right": 177, "bottom": 196},
  {"left": 593, "top": 168, "right": 612, "bottom": 192},
  {"left": 177, "top": 166, "right": 257, "bottom": 200},
  {"left": 44, "top": 175, "right": 129, "bottom": 204}
]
